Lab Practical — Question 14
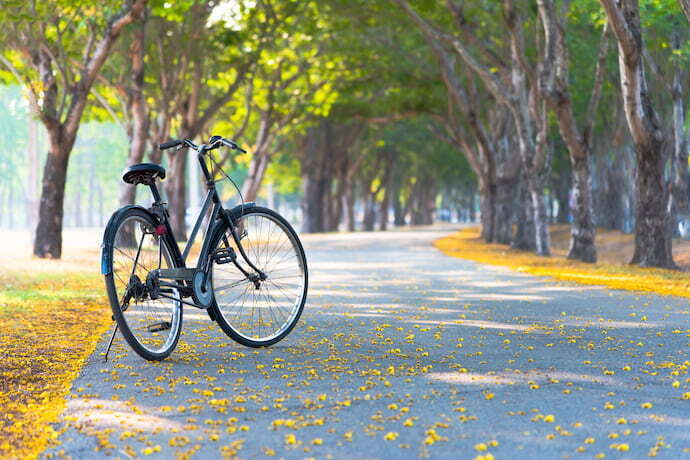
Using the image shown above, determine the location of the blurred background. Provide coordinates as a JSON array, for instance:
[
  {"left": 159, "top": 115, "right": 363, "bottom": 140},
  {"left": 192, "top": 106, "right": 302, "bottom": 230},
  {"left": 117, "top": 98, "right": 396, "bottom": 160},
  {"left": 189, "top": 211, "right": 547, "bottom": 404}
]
[{"left": 0, "top": 0, "right": 688, "bottom": 268}]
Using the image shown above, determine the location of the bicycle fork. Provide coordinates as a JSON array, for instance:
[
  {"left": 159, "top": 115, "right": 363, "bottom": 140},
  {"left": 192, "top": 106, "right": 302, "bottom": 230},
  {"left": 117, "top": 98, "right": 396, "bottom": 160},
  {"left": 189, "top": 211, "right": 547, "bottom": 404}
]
[{"left": 223, "top": 211, "right": 267, "bottom": 286}]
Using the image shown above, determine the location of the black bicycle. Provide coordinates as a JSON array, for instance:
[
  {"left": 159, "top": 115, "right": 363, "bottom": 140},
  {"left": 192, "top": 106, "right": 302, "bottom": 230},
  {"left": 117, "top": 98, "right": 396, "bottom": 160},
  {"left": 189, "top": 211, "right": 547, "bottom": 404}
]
[{"left": 101, "top": 135, "right": 308, "bottom": 361}]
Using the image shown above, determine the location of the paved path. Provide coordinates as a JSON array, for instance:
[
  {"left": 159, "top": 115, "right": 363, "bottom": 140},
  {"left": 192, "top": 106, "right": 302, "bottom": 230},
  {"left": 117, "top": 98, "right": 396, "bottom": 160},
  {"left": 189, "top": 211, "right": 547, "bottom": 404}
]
[{"left": 47, "top": 227, "right": 690, "bottom": 459}]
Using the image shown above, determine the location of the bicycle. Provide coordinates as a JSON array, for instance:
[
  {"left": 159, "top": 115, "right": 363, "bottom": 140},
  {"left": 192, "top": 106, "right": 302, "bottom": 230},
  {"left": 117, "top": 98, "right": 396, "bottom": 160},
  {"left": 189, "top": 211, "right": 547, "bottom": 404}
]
[{"left": 100, "top": 135, "right": 308, "bottom": 361}]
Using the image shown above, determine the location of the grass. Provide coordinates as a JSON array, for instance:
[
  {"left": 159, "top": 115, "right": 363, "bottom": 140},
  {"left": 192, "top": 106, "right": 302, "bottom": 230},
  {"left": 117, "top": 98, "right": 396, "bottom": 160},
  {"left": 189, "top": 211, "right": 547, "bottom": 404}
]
[
  {"left": 0, "top": 228, "right": 213, "bottom": 459},
  {"left": 435, "top": 226, "right": 690, "bottom": 299},
  {"left": 0, "top": 231, "right": 111, "bottom": 459}
]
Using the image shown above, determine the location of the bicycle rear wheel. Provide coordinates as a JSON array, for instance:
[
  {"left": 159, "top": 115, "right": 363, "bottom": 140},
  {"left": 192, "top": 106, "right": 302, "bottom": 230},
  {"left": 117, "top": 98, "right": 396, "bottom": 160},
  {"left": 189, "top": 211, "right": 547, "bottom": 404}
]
[
  {"left": 208, "top": 206, "right": 308, "bottom": 347},
  {"left": 103, "top": 207, "right": 183, "bottom": 361}
]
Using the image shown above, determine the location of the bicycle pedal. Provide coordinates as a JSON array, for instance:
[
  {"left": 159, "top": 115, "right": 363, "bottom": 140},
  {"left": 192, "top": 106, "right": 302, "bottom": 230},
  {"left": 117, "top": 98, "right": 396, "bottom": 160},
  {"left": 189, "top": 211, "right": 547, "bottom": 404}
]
[
  {"left": 213, "top": 247, "right": 236, "bottom": 264},
  {"left": 147, "top": 321, "right": 171, "bottom": 332}
]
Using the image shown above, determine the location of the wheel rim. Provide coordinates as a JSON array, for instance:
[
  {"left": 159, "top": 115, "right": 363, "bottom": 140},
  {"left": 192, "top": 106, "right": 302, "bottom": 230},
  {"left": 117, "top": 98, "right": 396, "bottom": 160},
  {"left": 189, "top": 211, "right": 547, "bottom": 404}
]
[
  {"left": 212, "top": 212, "right": 306, "bottom": 343},
  {"left": 111, "top": 215, "right": 181, "bottom": 355}
]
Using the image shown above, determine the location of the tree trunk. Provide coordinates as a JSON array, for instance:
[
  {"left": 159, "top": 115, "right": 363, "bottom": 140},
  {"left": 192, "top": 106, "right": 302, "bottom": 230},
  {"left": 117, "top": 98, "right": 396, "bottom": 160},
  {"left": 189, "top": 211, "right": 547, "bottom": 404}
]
[
  {"left": 528, "top": 177, "right": 550, "bottom": 255},
  {"left": 554, "top": 173, "right": 570, "bottom": 224},
  {"left": 379, "top": 182, "right": 391, "bottom": 231},
  {"left": 331, "top": 176, "right": 346, "bottom": 232},
  {"left": 242, "top": 150, "right": 270, "bottom": 203},
  {"left": 600, "top": 0, "right": 675, "bottom": 268},
  {"left": 478, "top": 181, "right": 496, "bottom": 242},
  {"left": 300, "top": 123, "right": 329, "bottom": 233},
  {"left": 494, "top": 177, "right": 515, "bottom": 244},
  {"left": 34, "top": 133, "right": 74, "bottom": 258},
  {"left": 362, "top": 182, "right": 376, "bottom": 232},
  {"left": 512, "top": 175, "right": 536, "bottom": 251},
  {"left": 631, "top": 142, "right": 674, "bottom": 266},
  {"left": 119, "top": 14, "right": 149, "bottom": 208},
  {"left": 26, "top": 0, "right": 147, "bottom": 258},
  {"left": 301, "top": 175, "right": 326, "bottom": 233},
  {"left": 538, "top": 0, "right": 598, "bottom": 262},
  {"left": 343, "top": 182, "right": 356, "bottom": 232},
  {"left": 164, "top": 151, "right": 187, "bottom": 241},
  {"left": 669, "top": 31, "right": 688, "bottom": 226},
  {"left": 378, "top": 152, "right": 395, "bottom": 230},
  {"left": 567, "top": 157, "right": 596, "bottom": 262},
  {"left": 392, "top": 178, "right": 405, "bottom": 226},
  {"left": 423, "top": 178, "right": 436, "bottom": 224}
]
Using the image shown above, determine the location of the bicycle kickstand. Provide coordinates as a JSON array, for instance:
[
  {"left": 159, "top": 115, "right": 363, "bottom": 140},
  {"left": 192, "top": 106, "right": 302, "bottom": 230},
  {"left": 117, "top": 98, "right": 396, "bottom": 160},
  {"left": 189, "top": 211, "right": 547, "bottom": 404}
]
[{"left": 103, "top": 323, "right": 119, "bottom": 363}]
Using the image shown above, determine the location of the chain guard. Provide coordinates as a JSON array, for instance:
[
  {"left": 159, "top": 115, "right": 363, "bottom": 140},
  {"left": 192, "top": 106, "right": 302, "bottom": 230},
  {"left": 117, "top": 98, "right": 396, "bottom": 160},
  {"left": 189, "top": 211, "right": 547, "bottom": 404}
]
[{"left": 192, "top": 270, "right": 213, "bottom": 308}]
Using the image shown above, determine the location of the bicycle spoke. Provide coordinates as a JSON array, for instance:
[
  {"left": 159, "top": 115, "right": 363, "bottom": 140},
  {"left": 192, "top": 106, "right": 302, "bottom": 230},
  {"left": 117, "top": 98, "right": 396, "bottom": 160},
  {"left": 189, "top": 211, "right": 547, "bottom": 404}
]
[
  {"left": 211, "top": 210, "right": 306, "bottom": 344},
  {"left": 109, "top": 214, "right": 181, "bottom": 357}
]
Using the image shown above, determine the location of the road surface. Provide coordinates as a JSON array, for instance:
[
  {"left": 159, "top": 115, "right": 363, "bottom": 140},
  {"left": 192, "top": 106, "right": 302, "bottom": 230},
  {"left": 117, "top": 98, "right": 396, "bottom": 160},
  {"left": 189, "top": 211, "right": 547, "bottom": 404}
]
[{"left": 46, "top": 226, "right": 690, "bottom": 459}]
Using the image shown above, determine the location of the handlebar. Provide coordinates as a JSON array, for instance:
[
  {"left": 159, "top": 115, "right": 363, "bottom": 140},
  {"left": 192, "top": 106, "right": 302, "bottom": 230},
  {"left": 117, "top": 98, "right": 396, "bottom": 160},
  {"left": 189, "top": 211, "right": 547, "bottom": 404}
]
[
  {"left": 159, "top": 139, "right": 183, "bottom": 150},
  {"left": 158, "top": 135, "right": 247, "bottom": 154}
]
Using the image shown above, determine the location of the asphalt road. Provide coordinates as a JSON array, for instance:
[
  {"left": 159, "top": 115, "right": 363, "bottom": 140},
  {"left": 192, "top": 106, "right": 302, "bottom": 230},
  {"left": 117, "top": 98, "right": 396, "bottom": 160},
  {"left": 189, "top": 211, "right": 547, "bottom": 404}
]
[{"left": 45, "top": 226, "right": 690, "bottom": 459}]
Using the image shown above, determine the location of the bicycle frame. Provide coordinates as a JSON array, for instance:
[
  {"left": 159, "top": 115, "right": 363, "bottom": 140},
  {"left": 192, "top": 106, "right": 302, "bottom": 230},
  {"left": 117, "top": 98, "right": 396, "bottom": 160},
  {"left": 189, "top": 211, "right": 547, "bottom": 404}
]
[
  {"left": 102, "top": 135, "right": 306, "bottom": 361},
  {"left": 146, "top": 151, "right": 265, "bottom": 296}
]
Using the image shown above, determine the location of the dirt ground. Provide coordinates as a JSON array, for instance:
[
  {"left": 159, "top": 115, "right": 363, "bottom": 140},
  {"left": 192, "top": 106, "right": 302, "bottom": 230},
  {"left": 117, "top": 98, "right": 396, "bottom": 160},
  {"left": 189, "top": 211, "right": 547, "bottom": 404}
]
[{"left": 548, "top": 225, "right": 690, "bottom": 270}]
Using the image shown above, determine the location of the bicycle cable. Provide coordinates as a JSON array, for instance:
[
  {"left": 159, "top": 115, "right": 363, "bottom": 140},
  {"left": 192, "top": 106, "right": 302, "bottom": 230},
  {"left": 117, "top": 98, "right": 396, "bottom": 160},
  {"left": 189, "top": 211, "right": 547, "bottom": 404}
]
[{"left": 208, "top": 149, "right": 246, "bottom": 216}]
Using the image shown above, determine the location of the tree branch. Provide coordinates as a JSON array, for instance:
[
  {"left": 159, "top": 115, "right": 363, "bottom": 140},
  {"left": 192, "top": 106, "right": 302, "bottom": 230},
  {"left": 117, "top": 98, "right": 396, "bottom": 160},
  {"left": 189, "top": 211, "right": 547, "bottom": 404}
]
[
  {"left": 598, "top": 0, "right": 640, "bottom": 63},
  {"left": 393, "top": 0, "right": 514, "bottom": 107},
  {"left": 583, "top": 22, "right": 610, "bottom": 148}
]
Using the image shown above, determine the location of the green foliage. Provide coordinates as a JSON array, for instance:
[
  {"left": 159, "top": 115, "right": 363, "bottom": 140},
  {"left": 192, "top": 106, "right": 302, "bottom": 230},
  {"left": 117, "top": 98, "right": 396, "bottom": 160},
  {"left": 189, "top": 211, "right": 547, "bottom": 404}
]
[
  {"left": 1, "top": 0, "right": 687, "bottom": 229},
  {"left": 265, "top": 153, "right": 301, "bottom": 196}
]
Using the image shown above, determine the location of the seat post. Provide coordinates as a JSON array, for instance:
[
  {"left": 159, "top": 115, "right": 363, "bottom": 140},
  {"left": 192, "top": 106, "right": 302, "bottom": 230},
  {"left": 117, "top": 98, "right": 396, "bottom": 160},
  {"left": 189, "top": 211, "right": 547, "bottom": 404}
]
[{"left": 149, "top": 183, "right": 162, "bottom": 203}]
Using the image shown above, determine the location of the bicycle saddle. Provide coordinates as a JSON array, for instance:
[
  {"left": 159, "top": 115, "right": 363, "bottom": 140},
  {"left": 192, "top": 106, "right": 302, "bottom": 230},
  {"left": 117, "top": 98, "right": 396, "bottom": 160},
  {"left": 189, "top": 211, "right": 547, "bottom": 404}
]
[{"left": 122, "top": 163, "right": 166, "bottom": 186}]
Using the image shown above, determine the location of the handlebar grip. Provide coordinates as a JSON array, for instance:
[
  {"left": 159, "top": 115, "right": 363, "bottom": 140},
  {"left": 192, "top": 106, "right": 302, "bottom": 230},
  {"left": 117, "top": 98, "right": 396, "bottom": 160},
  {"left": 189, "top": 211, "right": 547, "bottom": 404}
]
[
  {"left": 159, "top": 139, "right": 182, "bottom": 150},
  {"left": 220, "top": 138, "right": 247, "bottom": 153}
]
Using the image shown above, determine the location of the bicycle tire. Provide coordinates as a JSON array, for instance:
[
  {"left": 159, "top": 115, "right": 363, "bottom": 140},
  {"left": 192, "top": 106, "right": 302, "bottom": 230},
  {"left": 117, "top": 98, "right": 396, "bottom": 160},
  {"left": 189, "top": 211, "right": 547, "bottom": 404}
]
[
  {"left": 103, "top": 207, "right": 183, "bottom": 361},
  {"left": 208, "top": 206, "right": 308, "bottom": 347}
]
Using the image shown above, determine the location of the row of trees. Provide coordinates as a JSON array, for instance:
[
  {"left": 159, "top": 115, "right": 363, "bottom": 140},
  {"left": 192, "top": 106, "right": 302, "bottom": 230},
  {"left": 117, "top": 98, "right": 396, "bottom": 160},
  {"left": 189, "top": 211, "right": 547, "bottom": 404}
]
[
  {"left": 388, "top": 0, "right": 689, "bottom": 268},
  {"left": 1, "top": 0, "right": 688, "bottom": 269}
]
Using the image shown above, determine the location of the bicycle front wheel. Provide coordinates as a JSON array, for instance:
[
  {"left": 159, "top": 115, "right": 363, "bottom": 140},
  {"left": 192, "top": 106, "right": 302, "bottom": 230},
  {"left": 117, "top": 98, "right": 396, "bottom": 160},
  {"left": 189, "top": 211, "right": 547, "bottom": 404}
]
[
  {"left": 103, "top": 207, "right": 183, "bottom": 361},
  {"left": 208, "top": 206, "right": 308, "bottom": 347}
]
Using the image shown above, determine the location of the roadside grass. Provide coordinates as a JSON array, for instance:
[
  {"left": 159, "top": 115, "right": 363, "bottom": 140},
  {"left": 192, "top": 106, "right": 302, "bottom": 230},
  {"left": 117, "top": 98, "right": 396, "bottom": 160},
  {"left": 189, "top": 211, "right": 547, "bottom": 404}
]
[
  {"left": 0, "top": 267, "right": 110, "bottom": 459},
  {"left": 435, "top": 227, "right": 690, "bottom": 298}
]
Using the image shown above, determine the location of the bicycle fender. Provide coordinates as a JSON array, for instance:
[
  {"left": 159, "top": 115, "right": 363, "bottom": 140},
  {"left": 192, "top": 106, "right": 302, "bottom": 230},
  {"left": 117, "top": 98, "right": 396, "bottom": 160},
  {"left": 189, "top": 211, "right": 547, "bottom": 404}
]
[
  {"left": 224, "top": 202, "right": 256, "bottom": 222},
  {"left": 101, "top": 205, "right": 157, "bottom": 275}
]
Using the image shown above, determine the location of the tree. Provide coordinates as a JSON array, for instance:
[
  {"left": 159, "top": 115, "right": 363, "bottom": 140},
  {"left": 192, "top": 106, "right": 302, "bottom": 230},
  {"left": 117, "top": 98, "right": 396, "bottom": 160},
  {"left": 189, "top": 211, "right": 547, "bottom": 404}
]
[
  {"left": 394, "top": 0, "right": 553, "bottom": 256},
  {"left": 535, "top": 0, "right": 608, "bottom": 262},
  {"left": 599, "top": 0, "right": 676, "bottom": 268},
  {"left": 1, "top": 0, "right": 147, "bottom": 258},
  {"left": 149, "top": 1, "right": 257, "bottom": 239}
]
